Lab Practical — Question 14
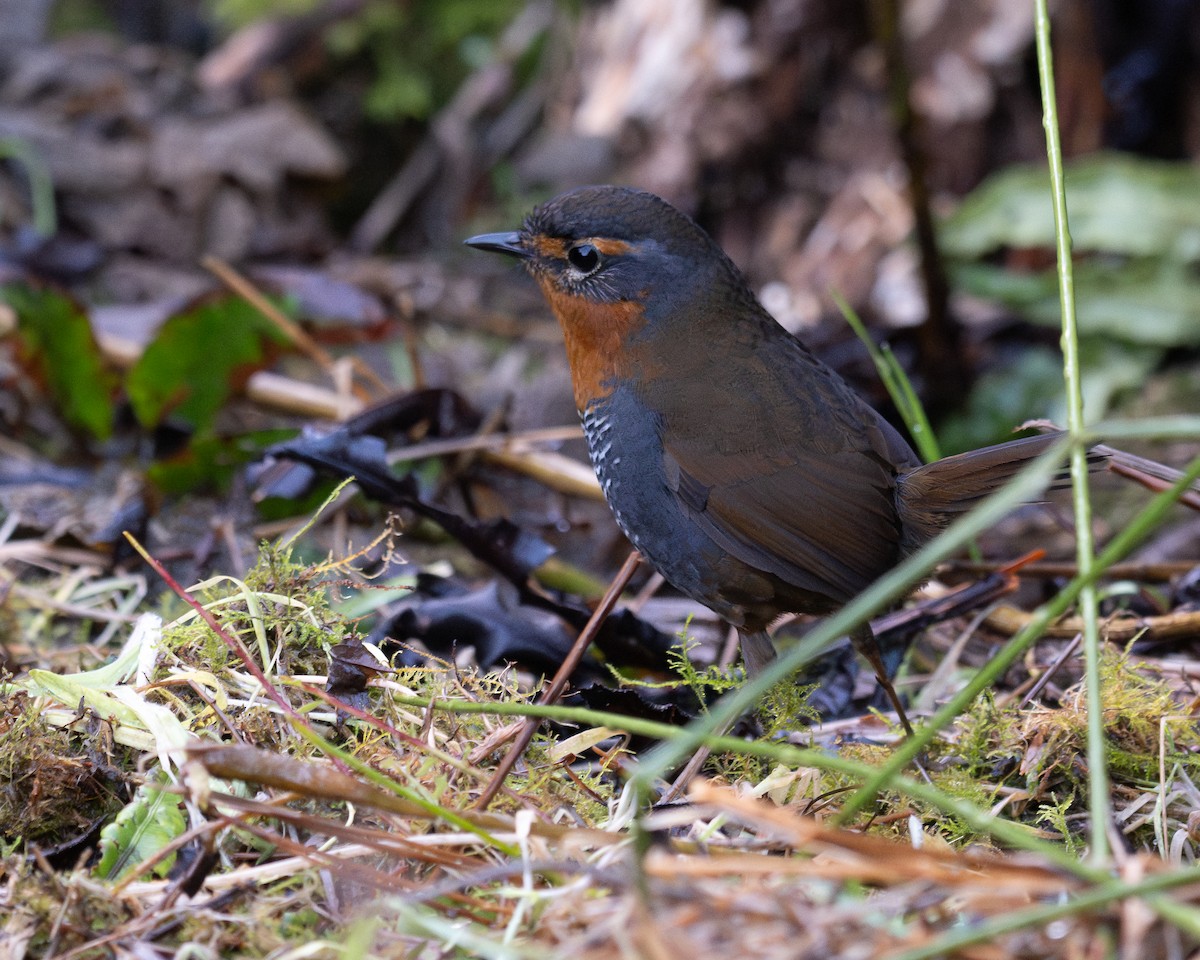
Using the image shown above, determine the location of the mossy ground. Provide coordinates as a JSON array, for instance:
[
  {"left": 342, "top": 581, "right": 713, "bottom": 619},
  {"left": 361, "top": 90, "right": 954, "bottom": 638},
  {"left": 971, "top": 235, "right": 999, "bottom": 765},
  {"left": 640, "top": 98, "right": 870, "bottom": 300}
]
[{"left": 4, "top": 539, "right": 1200, "bottom": 959}]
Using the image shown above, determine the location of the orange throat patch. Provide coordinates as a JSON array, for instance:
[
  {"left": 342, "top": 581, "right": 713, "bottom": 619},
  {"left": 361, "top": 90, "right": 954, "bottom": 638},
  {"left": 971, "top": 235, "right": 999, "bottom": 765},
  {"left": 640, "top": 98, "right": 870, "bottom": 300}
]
[{"left": 538, "top": 280, "right": 649, "bottom": 411}]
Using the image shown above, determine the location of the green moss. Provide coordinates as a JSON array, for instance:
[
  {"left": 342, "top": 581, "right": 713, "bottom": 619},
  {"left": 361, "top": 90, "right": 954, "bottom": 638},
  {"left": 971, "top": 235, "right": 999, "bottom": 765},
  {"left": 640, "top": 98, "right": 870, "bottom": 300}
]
[
  {"left": 932, "top": 646, "right": 1200, "bottom": 851},
  {"left": 0, "top": 691, "right": 133, "bottom": 848}
]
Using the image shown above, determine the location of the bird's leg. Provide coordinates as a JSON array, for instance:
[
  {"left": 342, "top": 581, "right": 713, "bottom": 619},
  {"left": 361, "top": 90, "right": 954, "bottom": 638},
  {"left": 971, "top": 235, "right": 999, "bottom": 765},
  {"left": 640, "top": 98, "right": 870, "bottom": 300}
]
[
  {"left": 744, "top": 626, "right": 912, "bottom": 735},
  {"left": 661, "top": 631, "right": 772, "bottom": 803},
  {"left": 738, "top": 630, "right": 777, "bottom": 677},
  {"left": 850, "top": 623, "right": 913, "bottom": 736}
]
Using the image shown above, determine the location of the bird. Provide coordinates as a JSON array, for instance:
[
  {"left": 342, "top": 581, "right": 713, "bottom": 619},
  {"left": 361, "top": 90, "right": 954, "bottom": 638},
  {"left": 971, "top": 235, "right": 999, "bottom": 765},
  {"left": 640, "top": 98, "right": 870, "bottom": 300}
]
[{"left": 465, "top": 185, "right": 1071, "bottom": 733}]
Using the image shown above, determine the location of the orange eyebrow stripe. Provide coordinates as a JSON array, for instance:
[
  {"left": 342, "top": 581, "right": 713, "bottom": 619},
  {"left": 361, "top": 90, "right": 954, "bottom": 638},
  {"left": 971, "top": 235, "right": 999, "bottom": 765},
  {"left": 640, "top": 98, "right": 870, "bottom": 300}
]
[
  {"left": 529, "top": 236, "right": 567, "bottom": 259},
  {"left": 589, "top": 238, "right": 633, "bottom": 256},
  {"left": 526, "top": 236, "right": 633, "bottom": 259}
]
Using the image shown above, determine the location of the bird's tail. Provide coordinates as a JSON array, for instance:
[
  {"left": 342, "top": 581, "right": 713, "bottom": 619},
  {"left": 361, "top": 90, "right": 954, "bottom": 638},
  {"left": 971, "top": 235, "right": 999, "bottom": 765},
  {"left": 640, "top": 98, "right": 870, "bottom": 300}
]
[
  {"left": 1097, "top": 445, "right": 1200, "bottom": 510},
  {"left": 894, "top": 431, "right": 1088, "bottom": 547},
  {"left": 895, "top": 429, "right": 1200, "bottom": 549}
]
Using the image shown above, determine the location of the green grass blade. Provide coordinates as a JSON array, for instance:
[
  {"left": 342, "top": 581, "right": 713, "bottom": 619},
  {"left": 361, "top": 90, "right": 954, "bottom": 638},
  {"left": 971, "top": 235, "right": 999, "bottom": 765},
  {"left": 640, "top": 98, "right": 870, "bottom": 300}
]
[
  {"left": 1033, "top": 0, "right": 1108, "bottom": 865},
  {"left": 833, "top": 289, "right": 942, "bottom": 463}
]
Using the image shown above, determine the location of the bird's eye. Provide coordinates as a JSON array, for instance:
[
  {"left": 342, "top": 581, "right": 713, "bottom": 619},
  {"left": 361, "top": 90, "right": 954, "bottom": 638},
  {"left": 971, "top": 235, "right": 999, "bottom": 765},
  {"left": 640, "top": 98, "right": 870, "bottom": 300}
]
[{"left": 567, "top": 243, "right": 601, "bottom": 275}]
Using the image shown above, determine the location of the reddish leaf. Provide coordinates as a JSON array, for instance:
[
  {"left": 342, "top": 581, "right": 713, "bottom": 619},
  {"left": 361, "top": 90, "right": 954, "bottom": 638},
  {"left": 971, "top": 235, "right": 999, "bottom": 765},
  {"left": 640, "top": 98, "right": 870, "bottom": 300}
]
[{"left": 1, "top": 281, "right": 116, "bottom": 441}]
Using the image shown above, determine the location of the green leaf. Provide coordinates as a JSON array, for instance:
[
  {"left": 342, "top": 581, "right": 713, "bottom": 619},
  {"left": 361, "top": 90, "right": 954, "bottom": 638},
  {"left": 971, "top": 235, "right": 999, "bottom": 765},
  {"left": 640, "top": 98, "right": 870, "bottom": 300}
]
[
  {"left": 1, "top": 282, "right": 116, "bottom": 440},
  {"left": 145, "top": 431, "right": 285, "bottom": 494},
  {"left": 366, "top": 56, "right": 433, "bottom": 121},
  {"left": 26, "top": 669, "right": 147, "bottom": 729},
  {"left": 937, "top": 341, "right": 1162, "bottom": 453},
  {"left": 950, "top": 259, "right": 1200, "bottom": 347},
  {"left": 96, "top": 778, "right": 186, "bottom": 880},
  {"left": 23, "top": 614, "right": 193, "bottom": 772},
  {"left": 126, "top": 294, "right": 289, "bottom": 432},
  {"left": 941, "top": 152, "right": 1200, "bottom": 260}
]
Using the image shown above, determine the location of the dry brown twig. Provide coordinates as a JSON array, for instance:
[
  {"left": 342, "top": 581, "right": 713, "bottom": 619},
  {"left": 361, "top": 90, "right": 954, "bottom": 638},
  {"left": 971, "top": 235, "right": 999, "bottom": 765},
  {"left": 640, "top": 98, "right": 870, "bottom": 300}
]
[{"left": 473, "top": 550, "right": 642, "bottom": 810}]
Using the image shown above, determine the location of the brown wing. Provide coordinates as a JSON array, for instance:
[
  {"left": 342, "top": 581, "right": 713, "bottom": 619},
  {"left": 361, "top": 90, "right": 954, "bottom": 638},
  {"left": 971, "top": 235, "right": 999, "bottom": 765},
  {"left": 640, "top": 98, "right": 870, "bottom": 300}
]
[
  {"left": 663, "top": 432, "right": 905, "bottom": 605},
  {"left": 618, "top": 284, "right": 924, "bottom": 606},
  {"left": 649, "top": 326, "right": 919, "bottom": 606}
]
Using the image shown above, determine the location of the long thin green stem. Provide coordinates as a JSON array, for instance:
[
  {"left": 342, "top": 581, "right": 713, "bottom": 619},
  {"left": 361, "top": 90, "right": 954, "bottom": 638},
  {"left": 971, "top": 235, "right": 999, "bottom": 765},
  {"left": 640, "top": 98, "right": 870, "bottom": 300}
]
[
  {"left": 838, "top": 453, "right": 1200, "bottom": 823},
  {"left": 389, "top": 690, "right": 1099, "bottom": 879},
  {"left": 1033, "top": 0, "right": 1108, "bottom": 865},
  {"left": 833, "top": 290, "right": 941, "bottom": 463},
  {"left": 631, "top": 439, "right": 1068, "bottom": 794},
  {"left": 887, "top": 864, "right": 1200, "bottom": 960}
]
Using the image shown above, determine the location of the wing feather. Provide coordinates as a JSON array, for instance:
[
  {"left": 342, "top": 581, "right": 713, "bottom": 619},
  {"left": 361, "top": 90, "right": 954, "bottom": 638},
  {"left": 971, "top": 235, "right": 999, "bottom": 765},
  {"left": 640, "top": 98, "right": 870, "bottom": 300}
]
[{"left": 663, "top": 438, "right": 905, "bottom": 604}]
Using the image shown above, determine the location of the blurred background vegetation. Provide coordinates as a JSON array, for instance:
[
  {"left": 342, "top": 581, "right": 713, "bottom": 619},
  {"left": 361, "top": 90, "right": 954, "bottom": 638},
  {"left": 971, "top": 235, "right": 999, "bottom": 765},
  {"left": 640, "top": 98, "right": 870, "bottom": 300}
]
[{"left": 3, "top": 0, "right": 1199, "bottom": 477}]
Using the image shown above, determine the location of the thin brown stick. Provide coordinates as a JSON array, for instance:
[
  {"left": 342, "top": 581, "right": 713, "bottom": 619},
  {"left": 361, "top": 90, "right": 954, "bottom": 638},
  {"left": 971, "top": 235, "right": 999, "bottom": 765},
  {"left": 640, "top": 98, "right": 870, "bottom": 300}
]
[
  {"left": 662, "top": 732, "right": 726, "bottom": 803},
  {"left": 628, "top": 570, "right": 665, "bottom": 612},
  {"left": 387, "top": 424, "right": 584, "bottom": 462},
  {"left": 1017, "top": 633, "right": 1083, "bottom": 708},
  {"left": 1101, "top": 445, "right": 1200, "bottom": 512},
  {"left": 986, "top": 605, "right": 1200, "bottom": 643},
  {"left": 946, "top": 560, "right": 1197, "bottom": 583},
  {"left": 474, "top": 551, "right": 641, "bottom": 810},
  {"left": 123, "top": 532, "right": 307, "bottom": 728},
  {"left": 202, "top": 255, "right": 389, "bottom": 400}
]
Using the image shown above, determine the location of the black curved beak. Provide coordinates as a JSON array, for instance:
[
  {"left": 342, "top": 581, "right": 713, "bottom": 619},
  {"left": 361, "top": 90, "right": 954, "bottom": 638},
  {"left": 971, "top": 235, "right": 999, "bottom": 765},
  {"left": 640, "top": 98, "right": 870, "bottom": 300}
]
[{"left": 463, "top": 231, "right": 530, "bottom": 259}]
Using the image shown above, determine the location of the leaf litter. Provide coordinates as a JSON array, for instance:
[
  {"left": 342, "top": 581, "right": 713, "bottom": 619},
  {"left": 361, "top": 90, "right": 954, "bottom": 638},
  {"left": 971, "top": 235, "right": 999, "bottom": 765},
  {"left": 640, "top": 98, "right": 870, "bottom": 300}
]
[{"left": 4, "top": 503, "right": 1200, "bottom": 959}]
